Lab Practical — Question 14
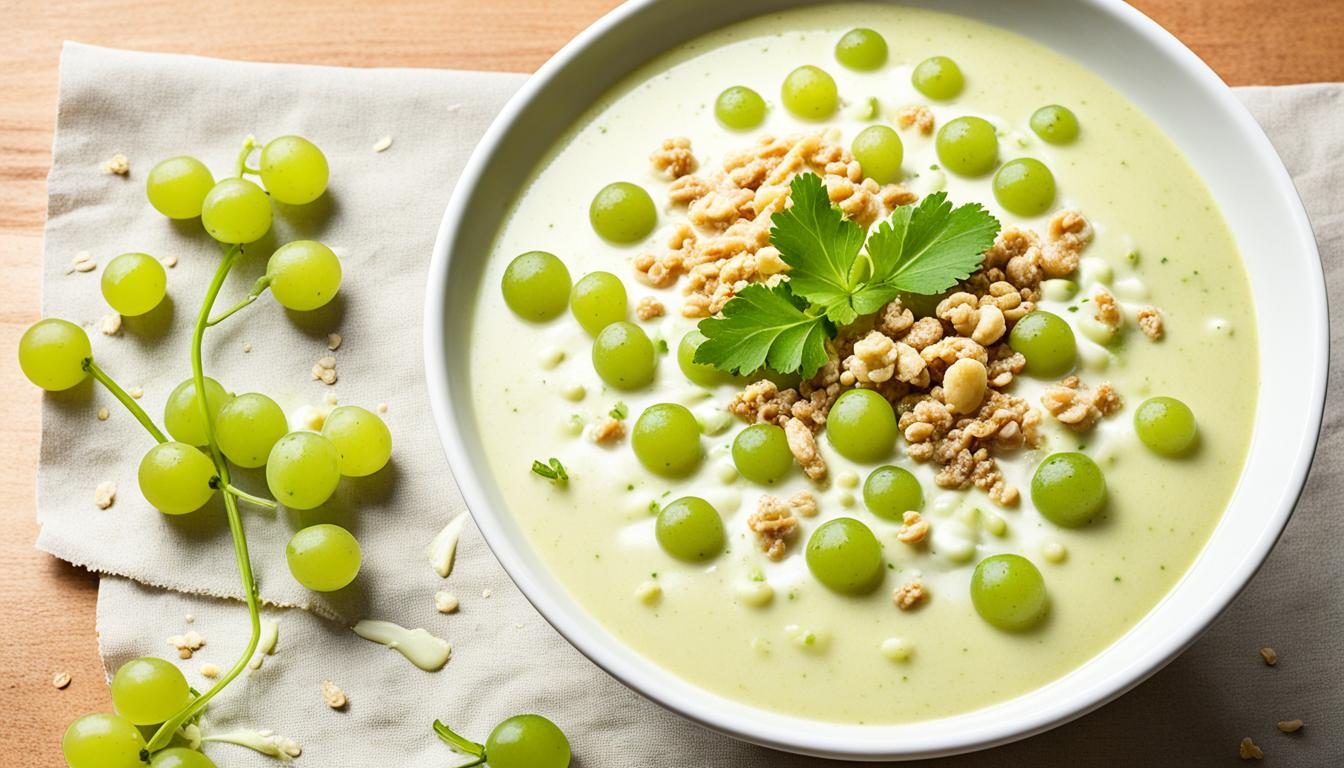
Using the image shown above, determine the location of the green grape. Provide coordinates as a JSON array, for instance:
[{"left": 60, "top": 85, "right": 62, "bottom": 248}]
[
  {"left": 101, "top": 252, "right": 167, "bottom": 316},
  {"left": 1134, "top": 396, "right": 1198, "bottom": 457},
  {"left": 827, "top": 389, "right": 897, "bottom": 463},
  {"left": 1008, "top": 310, "right": 1077, "bottom": 378},
  {"left": 993, "top": 158, "right": 1056, "bottom": 217},
  {"left": 851, "top": 125, "right": 904, "bottom": 185},
  {"left": 501, "top": 251, "right": 571, "bottom": 322},
  {"left": 781, "top": 65, "right": 838, "bottom": 120},
  {"left": 150, "top": 748, "right": 217, "bottom": 768},
  {"left": 655, "top": 496, "right": 726, "bottom": 562},
  {"left": 267, "top": 240, "right": 342, "bottom": 311},
  {"left": 1030, "top": 105, "right": 1080, "bottom": 145},
  {"left": 138, "top": 442, "right": 217, "bottom": 515},
  {"left": 61, "top": 713, "right": 146, "bottom": 768},
  {"left": 806, "top": 518, "right": 884, "bottom": 594},
  {"left": 592, "top": 321, "right": 656, "bottom": 390},
  {"left": 677, "top": 330, "right": 730, "bottom": 387},
  {"left": 589, "top": 182, "right": 657, "bottom": 244},
  {"left": 632, "top": 403, "right": 701, "bottom": 477},
  {"left": 1031, "top": 452, "right": 1107, "bottom": 527},
  {"left": 715, "top": 86, "right": 767, "bottom": 131},
  {"left": 286, "top": 523, "right": 361, "bottom": 591},
  {"left": 164, "top": 377, "right": 233, "bottom": 446},
  {"left": 971, "top": 554, "right": 1048, "bottom": 631},
  {"left": 266, "top": 432, "right": 341, "bottom": 510},
  {"left": 259, "top": 135, "right": 329, "bottom": 205},
  {"left": 146, "top": 156, "right": 215, "bottom": 219},
  {"left": 863, "top": 465, "right": 923, "bottom": 522},
  {"left": 936, "top": 116, "right": 999, "bottom": 176},
  {"left": 731, "top": 423, "right": 793, "bottom": 484},
  {"left": 322, "top": 405, "right": 393, "bottom": 477},
  {"left": 835, "top": 28, "right": 888, "bottom": 71},
  {"left": 570, "top": 271, "right": 628, "bottom": 336},
  {"left": 912, "top": 55, "right": 964, "bottom": 100},
  {"left": 110, "top": 656, "right": 190, "bottom": 725},
  {"left": 486, "top": 715, "right": 571, "bottom": 768},
  {"left": 216, "top": 393, "right": 288, "bottom": 468},
  {"left": 200, "top": 178, "right": 272, "bottom": 244},
  {"left": 17, "top": 318, "right": 90, "bottom": 391}
]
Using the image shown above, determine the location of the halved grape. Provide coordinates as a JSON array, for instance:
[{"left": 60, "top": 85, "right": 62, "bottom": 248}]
[
  {"left": 971, "top": 554, "right": 1048, "bottom": 631},
  {"left": 863, "top": 465, "right": 923, "bottom": 522},
  {"left": 486, "top": 715, "right": 571, "bottom": 768},
  {"left": 138, "top": 442, "right": 217, "bottom": 515},
  {"left": 592, "top": 321, "right": 656, "bottom": 390},
  {"left": 501, "top": 251, "right": 570, "bottom": 322},
  {"left": 656, "top": 496, "right": 726, "bottom": 562},
  {"left": 146, "top": 156, "right": 215, "bottom": 220},
  {"left": 259, "top": 135, "right": 329, "bottom": 205},
  {"left": 150, "top": 748, "right": 218, "bottom": 768},
  {"left": 267, "top": 240, "right": 342, "bottom": 311},
  {"left": 835, "top": 28, "right": 888, "bottom": 71},
  {"left": 632, "top": 403, "right": 701, "bottom": 477},
  {"left": 323, "top": 405, "right": 393, "bottom": 477},
  {"left": 781, "top": 65, "right": 838, "bottom": 120},
  {"left": 201, "top": 178, "right": 272, "bottom": 244},
  {"left": 715, "top": 86, "right": 768, "bottom": 131},
  {"left": 677, "top": 330, "right": 728, "bottom": 387},
  {"left": 266, "top": 432, "right": 341, "bottom": 510},
  {"left": 164, "top": 377, "right": 233, "bottom": 446},
  {"left": 851, "top": 125, "right": 904, "bottom": 185},
  {"left": 732, "top": 423, "right": 793, "bottom": 485},
  {"left": 110, "top": 657, "right": 190, "bottom": 725},
  {"left": 101, "top": 252, "right": 167, "bottom": 316},
  {"left": 18, "top": 318, "right": 90, "bottom": 391},
  {"left": 62, "top": 713, "right": 146, "bottom": 768},
  {"left": 936, "top": 116, "right": 998, "bottom": 176},
  {"left": 993, "top": 158, "right": 1056, "bottom": 217},
  {"left": 570, "top": 271, "right": 628, "bottom": 336},
  {"left": 827, "top": 389, "right": 897, "bottom": 463},
  {"left": 1030, "top": 105, "right": 1080, "bottom": 145},
  {"left": 589, "top": 182, "right": 656, "bottom": 244},
  {"left": 1134, "top": 396, "right": 1198, "bottom": 457},
  {"left": 1031, "top": 452, "right": 1107, "bottom": 527},
  {"left": 806, "top": 518, "right": 884, "bottom": 594},
  {"left": 216, "top": 393, "right": 287, "bottom": 468},
  {"left": 912, "top": 56, "right": 964, "bottom": 100},
  {"left": 1009, "top": 311, "right": 1077, "bottom": 378},
  {"left": 286, "top": 523, "right": 361, "bottom": 592}
]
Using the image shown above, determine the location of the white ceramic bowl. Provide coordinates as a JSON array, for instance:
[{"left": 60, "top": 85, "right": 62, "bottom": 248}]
[{"left": 424, "top": 0, "right": 1328, "bottom": 759}]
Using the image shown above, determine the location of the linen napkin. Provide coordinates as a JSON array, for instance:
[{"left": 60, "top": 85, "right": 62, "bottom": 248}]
[{"left": 40, "top": 43, "right": 1341, "bottom": 766}]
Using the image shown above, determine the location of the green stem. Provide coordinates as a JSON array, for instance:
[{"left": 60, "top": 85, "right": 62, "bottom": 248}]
[
  {"left": 224, "top": 484, "right": 277, "bottom": 510},
  {"left": 146, "top": 244, "right": 263, "bottom": 753},
  {"left": 234, "top": 136, "right": 259, "bottom": 179},
  {"left": 432, "top": 721, "right": 486, "bottom": 763},
  {"left": 206, "top": 275, "right": 271, "bottom": 327},
  {"left": 84, "top": 360, "right": 166, "bottom": 443}
]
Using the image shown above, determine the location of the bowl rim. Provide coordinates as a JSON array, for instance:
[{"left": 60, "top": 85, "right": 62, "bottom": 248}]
[{"left": 424, "top": 0, "right": 1329, "bottom": 759}]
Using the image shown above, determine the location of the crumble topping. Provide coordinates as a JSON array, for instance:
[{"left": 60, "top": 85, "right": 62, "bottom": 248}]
[
  {"left": 895, "top": 511, "right": 929, "bottom": 544},
  {"left": 1238, "top": 737, "right": 1263, "bottom": 760},
  {"left": 650, "top": 137, "right": 698, "bottom": 179},
  {"left": 1137, "top": 306, "right": 1164, "bottom": 340},
  {"left": 635, "top": 296, "right": 665, "bottom": 320},
  {"left": 784, "top": 417, "right": 827, "bottom": 481},
  {"left": 748, "top": 495, "right": 799, "bottom": 560},
  {"left": 893, "top": 579, "right": 929, "bottom": 610},
  {"left": 896, "top": 105, "right": 935, "bottom": 135},
  {"left": 591, "top": 418, "right": 625, "bottom": 445},
  {"left": 1093, "top": 287, "right": 1123, "bottom": 330},
  {"left": 168, "top": 630, "right": 206, "bottom": 659},
  {"left": 321, "top": 680, "right": 348, "bottom": 710},
  {"left": 1040, "top": 375, "right": 1121, "bottom": 430}
]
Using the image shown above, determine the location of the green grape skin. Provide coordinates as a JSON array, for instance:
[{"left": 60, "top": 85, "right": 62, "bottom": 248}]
[
  {"left": 138, "top": 442, "right": 217, "bottom": 515},
  {"left": 1008, "top": 311, "right": 1077, "bottom": 378},
  {"left": 592, "top": 321, "right": 656, "bottom": 390},
  {"left": 971, "top": 554, "right": 1049, "bottom": 631},
  {"left": 146, "top": 156, "right": 215, "bottom": 220},
  {"left": 150, "top": 748, "right": 217, "bottom": 768},
  {"left": 1134, "top": 396, "right": 1198, "bottom": 457},
  {"left": 101, "top": 252, "right": 167, "bottom": 317},
  {"left": 110, "top": 656, "right": 191, "bottom": 725},
  {"left": 259, "top": 135, "right": 329, "bottom": 205},
  {"left": 286, "top": 523, "right": 361, "bottom": 592},
  {"left": 266, "top": 432, "right": 341, "bottom": 510},
  {"left": 501, "top": 251, "right": 571, "bottom": 322},
  {"left": 322, "top": 405, "right": 393, "bottom": 477},
  {"left": 781, "top": 65, "right": 838, "bottom": 121},
  {"left": 936, "top": 116, "right": 999, "bottom": 176},
  {"left": 164, "top": 376, "right": 234, "bottom": 446},
  {"left": 912, "top": 55, "right": 965, "bottom": 100},
  {"left": 678, "top": 330, "right": 733, "bottom": 387},
  {"left": 731, "top": 423, "right": 793, "bottom": 485},
  {"left": 1030, "top": 105, "right": 1080, "bottom": 145},
  {"left": 826, "top": 389, "right": 897, "bottom": 463},
  {"left": 1031, "top": 452, "right": 1107, "bottom": 527},
  {"left": 589, "top": 182, "right": 657, "bottom": 244},
  {"left": 266, "top": 240, "right": 342, "bottom": 311},
  {"left": 632, "top": 403, "right": 702, "bottom": 477},
  {"left": 806, "top": 518, "right": 884, "bottom": 595},
  {"left": 61, "top": 713, "right": 146, "bottom": 768},
  {"left": 863, "top": 465, "right": 923, "bottom": 522},
  {"left": 715, "top": 86, "right": 767, "bottom": 131},
  {"left": 486, "top": 714, "right": 571, "bottom": 768},
  {"left": 200, "top": 177, "right": 272, "bottom": 244},
  {"left": 655, "top": 496, "right": 726, "bottom": 562},
  {"left": 17, "top": 318, "right": 90, "bottom": 391},
  {"left": 993, "top": 158, "right": 1056, "bottom": 217},
  {"left": 570, "top": 271, "right": 628, "bottom": 336},
  {"left": 851, "top": 125, "right": 904, "bottom": 185},
  {"left": 215, "top": 393, "right": 288, "bottom": 468},
  {"left": 835, "top": 28, "right": 888, "bottom": 71}
]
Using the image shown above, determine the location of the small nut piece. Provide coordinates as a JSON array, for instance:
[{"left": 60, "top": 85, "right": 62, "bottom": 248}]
[
  {"left": 1259, "top": 646, "right": 1277, "bottom": 666},
  {"left": 942, "top": 358, "right": 988, "bottom": 414},
  {"left": 895, "top": 511, "right": 929, "bottom": 544},
  {"left": 200, "top": 663, "right": 220, "bottom": 679},
  {"left": 892, "top": 579, "right": 929, "bottom": 610},
  {"left": 321, "top": 680, "right": 347, "bottom": 709},
  {"left": 94, "top": 481, "right": 117, "bottom": 509},
  {"left": 312, "top": 356, "right": 338, "bottom": 385},
  {"left": 168, "top": 631, "right": 206, "bottom": 659},
  {"left": 100, "top": 314, "right": 122, "bottom": 336},
  {"left": 1276, "top": 719, "right": 1303, "bottom": 734},
  {"left": 52, "top": 671, "right": 72, "bottom": 689},
  {"left": 1238, "top": 736, "right": 1263, "bottom": 760},
  {"left": 101, "top": 153, "right": 130, "bottom": 175},
  {"left": 326, "top": 333, "right": 343, "bottom": 351},
  {"left": 435, "top": 590, "right": 460, "bottom": 614}
]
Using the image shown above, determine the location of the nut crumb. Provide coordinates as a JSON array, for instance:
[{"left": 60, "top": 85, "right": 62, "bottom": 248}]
[
  {"left": 96, "top": 407, "right": 110, "bottom": 422},
  {"left": 159, "top": 254, "right": 177, "bottom": 269},
  {"left": 748, "top": 495, "right": 798, "bottom": 560},
  {"left": 893, "top": 579, "right": 929, "bottom": 610},
  {"left": 896, "top": 105, "right": 935, "bottom": 135},
  {"left": 200, "top": 663, "right": 220, "bottom": 679},
  {"left": 372, "top": 136, "right": 393, "bottom": 153},
  {"left": 327, "top": 333, "right": 343, "bottom": 351},
  {"left": 591, "top": 418, "right": 625, "bottom": 444},
  {"left": 321, "top": 680, "right": 347, "bottom": 709},
  {"left": 185, "top": 614, "right": 194, "bottom": 623},
  {"left": 635, "top": 296, "right": 665, "bottom": 321},
  {"left": 481, "top": 588, "right": 493, "bottom": 598},
  {"left": 1238, "top": 737, "right": 1263, "bottom": 760},
  {"left": 376, "top": 403, "right": 388, "bottom": 413},
  {"left": 895, "top": 511, "right": 930, "bottom": 544},
  {"left": 312, "top": 356, "right": 338, "bottom": 385},
  {"left": 787, "top": 490, "right": 818, "bottom": 518},
  {"left": 94, "top": 481, "right": 116, "bottom": 509},
  {"left": 168, "top": 631, "right": 206, "bottom": 659},
  {"left": 1276, "top": 719, "right": 1303, "bottom": 733},
  {"left": 52, "top": 671, "right": 72, "bottom": 689},
  {"left": 435, "top": 590, "right": 460, "bottom": 614},
  {"left": 242, "top": 342, "right": 252, "bottom": 353},
  {"left": 129, "top": 387, "right": 144, "bottom": 399},
  {"left": 101, "top": 153, "right": 130, "bottom": 175},
  {"left": 71, "top": 257, "right": 97, "bottom": 273},
  {"left": 99, "top": 314, "right": 122, "bottom": 336},
  {"left": 1259, "top": 646, "right": 1277, "bottom": 666},
  {"left": 1137, "top": 306, "right": 1164, "bottom": 340}
]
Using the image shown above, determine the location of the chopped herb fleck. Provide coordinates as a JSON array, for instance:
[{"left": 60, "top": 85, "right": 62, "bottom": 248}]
[
  {"left": 530, "top": 457, "right": 569, "bottom": 486},
  {"left": 610, "top": 401, "right": 629, "bottom": 420}
]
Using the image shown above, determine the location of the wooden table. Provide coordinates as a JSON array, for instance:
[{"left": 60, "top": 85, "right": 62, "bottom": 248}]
[{"left": 2, "top": 1, "right": 1339, "bottom": 763}]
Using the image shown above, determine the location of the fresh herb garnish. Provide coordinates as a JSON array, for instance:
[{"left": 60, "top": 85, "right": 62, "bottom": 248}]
[
  {"left": 609, "top": 401, "right": 628, "bottom": 420},
  {"left": 530, "top": 457, "right": 569, "bottom": 486},
  {"left": 695, "top": 282, "right": 834, "bottom": 377}
]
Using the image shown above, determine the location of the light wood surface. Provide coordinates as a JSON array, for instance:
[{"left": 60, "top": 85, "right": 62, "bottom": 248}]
[{"left": 1, "top": 1, "right": 1340, "bottom": 764}]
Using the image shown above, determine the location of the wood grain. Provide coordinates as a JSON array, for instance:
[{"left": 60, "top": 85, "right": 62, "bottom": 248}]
[{"left": 0, "top": 1, "right": 1338, "bottom": 763}]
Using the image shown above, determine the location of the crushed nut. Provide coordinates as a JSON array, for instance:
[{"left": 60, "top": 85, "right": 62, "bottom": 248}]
[
  {"left": 99, "top": 314, "right": 122, "bottom": 336},
  {"left": 324, "top": 392, "right": 339, "bottom": 406},
  {"left": 168, "top": 631, "right": 206, "bottom": 659},
  {"left": 785, "top": 416, "right": 827, "bottom": 481},
  {"left": 52, "top": 671, "right": 72, "bottom": 689},
  {"left": 71, "top": 257, "right": 97, "bottom": 273},
  {"left": 312, "top": 356, "right": 338, "bottom": 385},
  {"left": 242, "top": 342, "right": 252, "bottom": 353},
  {"left": 372, "top": 136, "right": 393, "bottom": 153},
  {"left": 1137, "top": 306, "right": 1164, "bottom": 340},
  {"left": 591, "top": 418, "right": 625, "bottom": 444},
  {"left": 1040, "top": 376, "right": 1121, "bottom": 430},
  {"left": 96, "top": 407, "right": 110, "bottom": 422},
  {"left": 327, "top": 333, "right": 343, "bottom": 351},
  {"left": 748, "top": 495, "right": 798, "bottom": 560},
  {"left": 895, "top": 511, "right": 930, "bottom": 544},
  {"left": 893, "top": 580, "right": 929, "bottom": 610},
  {"left": 129, "top": 387, "right": 144, "bottom": 399},
  {"left": 650, "top": 137, "right": 698, "bottom": 179},
  {"left": 635, "top": 296, "right": 665, "bottom": 321},
  {"left": 321, "top": 680, "right": 348, "bottom": 709},
  {"left": 896, "top": 105, "right": 935, "bottom": 135},
  {"left": 788, "top": 490, "right": 818, "bottom": 517},
  {"left": 1238, "top": 737, "right": 1263, "bottom": 760},
  {"left": 1093, "top": 287, "right": 1123, "bottom": 329},
  {"left": 101, "top": 153, "right": 130, "bottom": 175},
  {"left": 159, "top": 254, "right": 178, "bottom": 268},
  {"left": 1276, "top": 719, "right": 1303, "bottom": 733},
  {"left": 377, "top": 402, "right": 388, "bottom": 413},
  {"left": 200, "top": 663, "right": 220, "bottom": 678},
  {"left": 434, "top": 590, "right": 460, "bottom": 614},
  {"left": 942, "top": 358, "right": 988, "bottom": 415},
  {"left": 94, "top": 481, "right": 116, "bottom": 509},
  {"left": 1042, "top": 209, "right": 1092, "bottom": 277},
  {"left": 1259, "top": 646, "right": 1278, "bottom": 666}
]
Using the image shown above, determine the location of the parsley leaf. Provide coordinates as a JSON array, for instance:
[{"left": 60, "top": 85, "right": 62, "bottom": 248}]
[
  {"left": 530, "top": 457, "right": 569, "bottom": 486},
  {"left": 609, "top": 402, "right": 628, "bottom": 420},
  {"left": 769, "top": 173, "right": 867, "bottom": 325},
  {"left": 693, "top": 282, "right": 832, "bottom": 377}
]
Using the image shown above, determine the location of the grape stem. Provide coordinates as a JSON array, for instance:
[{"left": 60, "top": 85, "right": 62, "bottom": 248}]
[
  {"left": 83, "top": 359, "right": 167, "bottom": 443},
  {"left": 224, "top": 483, "right": 277, "bottom": 510},
  {"left": 234, "top": 136, "right": 259, "bottom": 179},
  {"left": 146, "top": 243, "right": 264, "bottom": 753},
  {"left": 432, "top": 721, "right": 487, "bottom": 766},
  {"left": 206, "top": 276, "right": 271, "bottom": 327}
]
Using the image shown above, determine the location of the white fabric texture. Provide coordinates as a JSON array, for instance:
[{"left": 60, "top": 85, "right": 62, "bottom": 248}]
[{"left": 38, "top": 43, "right": 1340, "bottom": 765}]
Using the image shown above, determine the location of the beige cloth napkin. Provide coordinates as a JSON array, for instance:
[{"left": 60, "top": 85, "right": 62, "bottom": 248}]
[{"left": 40, "top": 43, "right": 1340, "bottom": 765}]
